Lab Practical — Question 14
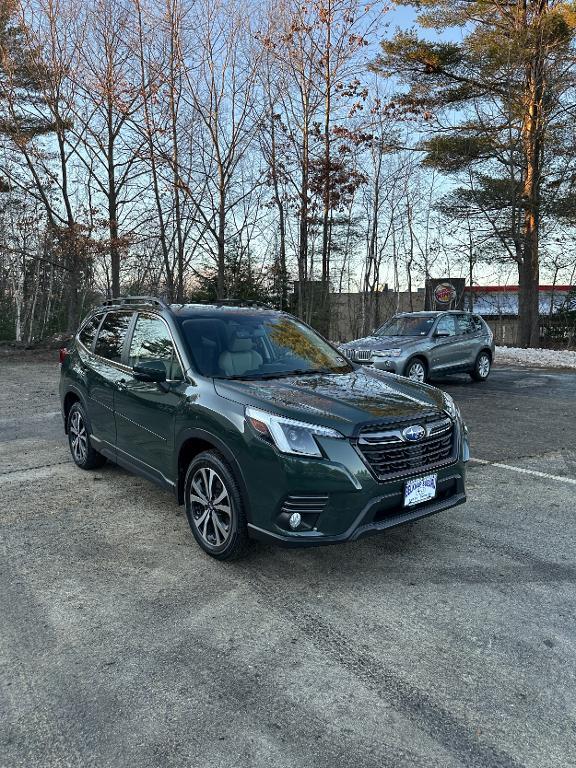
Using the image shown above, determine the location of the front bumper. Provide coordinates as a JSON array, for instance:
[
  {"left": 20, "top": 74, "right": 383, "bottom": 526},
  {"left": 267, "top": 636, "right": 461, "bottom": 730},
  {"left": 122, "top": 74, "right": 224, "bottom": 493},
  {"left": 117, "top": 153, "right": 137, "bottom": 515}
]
[
  {"left": 342, "top": 348, "right": 412, "bottom": 375},
  {"left": 371, "top": 357, "right": 402, "bottom": 373},
  {"left": 248, "top": 470, "right": 466, "bottom": 546},
  {"left": 241, "top": 421, "right": 469, "bottom": 547}
]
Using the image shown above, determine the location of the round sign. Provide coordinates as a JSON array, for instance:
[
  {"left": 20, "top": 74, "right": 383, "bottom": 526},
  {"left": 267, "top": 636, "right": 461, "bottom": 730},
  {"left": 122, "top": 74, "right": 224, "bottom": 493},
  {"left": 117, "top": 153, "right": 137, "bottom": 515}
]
[{"left": 434, "top": 282, "right": 457, "bottom": 304}]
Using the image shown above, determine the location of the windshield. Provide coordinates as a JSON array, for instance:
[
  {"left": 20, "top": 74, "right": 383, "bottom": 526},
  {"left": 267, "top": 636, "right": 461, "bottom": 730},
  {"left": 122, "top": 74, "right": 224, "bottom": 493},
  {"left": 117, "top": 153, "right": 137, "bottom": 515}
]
[
  {"left": 179, "top": 313, "right": 353, "bottom": 379},
  {"left": 375, "top": 315, "right": 435, "bottom": 337}
]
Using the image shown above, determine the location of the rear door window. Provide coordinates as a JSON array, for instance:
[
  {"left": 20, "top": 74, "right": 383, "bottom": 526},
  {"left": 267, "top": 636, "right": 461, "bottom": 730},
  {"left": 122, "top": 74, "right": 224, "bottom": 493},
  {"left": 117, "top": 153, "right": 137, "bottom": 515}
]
[
  {"left": 78, "top": 315, "right": 103, "bottom": 350},
  {"left": 455, "top": 314, "right": 474, "bottom": 335},
  {"left": 94, "top": 312, "right": 132, "bottom": 363}
]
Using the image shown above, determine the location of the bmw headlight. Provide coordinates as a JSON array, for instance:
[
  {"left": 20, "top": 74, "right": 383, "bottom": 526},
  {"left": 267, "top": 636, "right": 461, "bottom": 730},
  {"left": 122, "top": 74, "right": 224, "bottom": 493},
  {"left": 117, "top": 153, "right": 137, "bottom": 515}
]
[
  {"left": 442, "top": 392, "right": 460, "bottom": 420},
  {"left": 373, "top": 348, "right": 402, "bottom": 358},
  {"left": 246, "top": 406, "right": 344, "bottom": 457}
]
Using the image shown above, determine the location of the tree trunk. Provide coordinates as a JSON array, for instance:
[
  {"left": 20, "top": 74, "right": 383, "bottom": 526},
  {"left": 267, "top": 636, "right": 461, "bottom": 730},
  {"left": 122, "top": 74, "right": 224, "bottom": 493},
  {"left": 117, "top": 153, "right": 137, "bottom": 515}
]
[
  {"left": 468, "top": 221, "right": 474, "bottom": 312},
  {"left": 268, "top": 107, "right": 288, "bottom": 310},
  {"left": 41, "top": 260, "right": 54, "bottom": 338},
  {"left": 319, "top": 0, "right": 332, "bottom": 336},
  {"left": 108, "top": 117, "right": 120, "bottom": 298},
  {"left": 27, "top": 257, "right": 41, "bottom": 344},
  {"left": 297, "top": 81, "right": 310, "bottom": 320},
  {"left": 14, "top": 283, "right": 22, "bottom": 343},
  {"left": 518, "top": 0, "right": 545, "bottom": 348},
  {"left": 298, "top": 162, "right": 308, "bottom": 318},
  {"left": 66, "top": 270, "right": 80, "bottom": 332},
  {"left": 406, "top": 200, "right": 414, "bottom": 311},
  {"left": 167, "top": 0, "right": 184, "bottom": 302},
  {"left": 278, "top": 203, "right": 288, "bottom": 311},
  {"left": 518, "top": 252, "right": 540, "bottom": 347},
  {"left": 64, "top": 231, "right": 81, "bottom": 332},
  {"left": 217, "top": 184, "right": 226, "bottom": 300}
]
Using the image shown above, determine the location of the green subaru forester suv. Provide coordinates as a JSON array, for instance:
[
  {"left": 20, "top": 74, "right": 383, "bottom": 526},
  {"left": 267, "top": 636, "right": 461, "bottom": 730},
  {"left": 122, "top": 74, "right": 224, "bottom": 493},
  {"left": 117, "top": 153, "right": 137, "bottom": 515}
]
[{"left": 60, "top": 297, "right": 469, "bottom": 560}]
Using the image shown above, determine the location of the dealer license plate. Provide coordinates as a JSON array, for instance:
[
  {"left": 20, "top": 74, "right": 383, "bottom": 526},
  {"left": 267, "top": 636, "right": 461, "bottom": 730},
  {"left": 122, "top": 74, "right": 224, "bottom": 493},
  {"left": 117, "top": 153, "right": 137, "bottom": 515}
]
[{"left": 404, "top": 474, "right": 437, "bottom": 507}]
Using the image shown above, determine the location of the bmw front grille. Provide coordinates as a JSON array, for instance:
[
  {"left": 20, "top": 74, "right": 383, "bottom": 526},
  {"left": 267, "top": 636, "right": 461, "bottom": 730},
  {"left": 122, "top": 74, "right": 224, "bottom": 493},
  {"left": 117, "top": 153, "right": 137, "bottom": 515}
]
[{"left": 347, "top": 349, "right": 372, "bottom": 362}]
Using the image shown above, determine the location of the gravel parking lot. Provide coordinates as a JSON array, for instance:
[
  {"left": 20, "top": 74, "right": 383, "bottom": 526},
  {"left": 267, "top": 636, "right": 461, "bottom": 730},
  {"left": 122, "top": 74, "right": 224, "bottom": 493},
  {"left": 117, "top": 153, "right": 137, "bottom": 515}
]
[{"left": 1, "top": 357, "right": 575, "bottom": 768}]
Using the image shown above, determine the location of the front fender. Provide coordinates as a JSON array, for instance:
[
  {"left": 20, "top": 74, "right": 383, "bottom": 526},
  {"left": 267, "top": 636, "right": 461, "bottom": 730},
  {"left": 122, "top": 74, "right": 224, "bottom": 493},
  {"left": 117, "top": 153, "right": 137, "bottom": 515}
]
[{"left": 174, "top": 425, "right": 251, "bottom": 511}]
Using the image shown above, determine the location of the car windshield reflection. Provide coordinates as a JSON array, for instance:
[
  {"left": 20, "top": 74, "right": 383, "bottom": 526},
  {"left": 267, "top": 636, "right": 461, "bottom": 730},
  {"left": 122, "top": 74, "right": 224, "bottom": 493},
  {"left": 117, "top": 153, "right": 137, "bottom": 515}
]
[
  {"left": 376, "top": 316, "right": 436, "bottom": 337},
  {"left": 181, "top": 314, "right": 353, "bottom": 379}
]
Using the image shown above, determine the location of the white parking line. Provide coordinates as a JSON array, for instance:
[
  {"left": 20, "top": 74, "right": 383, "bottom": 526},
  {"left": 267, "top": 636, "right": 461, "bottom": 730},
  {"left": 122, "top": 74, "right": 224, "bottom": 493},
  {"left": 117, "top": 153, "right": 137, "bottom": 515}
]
[{"left": 470, "top": 458, "right": 576, "bottom": 485}]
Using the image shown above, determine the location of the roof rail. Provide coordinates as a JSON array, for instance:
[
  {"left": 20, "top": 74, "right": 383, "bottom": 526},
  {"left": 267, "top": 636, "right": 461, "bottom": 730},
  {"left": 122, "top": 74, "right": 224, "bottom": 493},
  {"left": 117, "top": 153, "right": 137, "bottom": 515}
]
[
  {"left": 207, "top": 299, "right": 276, "bottom": 309},
  {"left": 100, "top": 295, "right": 169, "bottom": 309}
]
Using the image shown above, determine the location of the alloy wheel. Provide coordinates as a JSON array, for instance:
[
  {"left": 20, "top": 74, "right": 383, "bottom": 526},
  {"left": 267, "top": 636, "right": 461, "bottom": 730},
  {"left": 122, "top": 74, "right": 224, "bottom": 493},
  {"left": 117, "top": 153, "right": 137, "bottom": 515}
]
[
  {"left": 70, "top": 410, "right": 88, "bottom": 464},
  {"left": 407, "top": 361, "right": 426, "bottom": 383},
  {"left": 189, "top": 467, "right": 232, "bottom": 548},
  {"left": 477, "top": 354, "right": 491, "bottom": 378}
]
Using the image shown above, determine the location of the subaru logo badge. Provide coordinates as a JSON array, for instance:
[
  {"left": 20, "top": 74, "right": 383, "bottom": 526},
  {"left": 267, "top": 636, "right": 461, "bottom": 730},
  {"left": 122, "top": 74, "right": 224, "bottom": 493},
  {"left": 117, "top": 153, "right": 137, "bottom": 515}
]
[{"left": 403, "top": 425, "right": 426, "bottom": 442}]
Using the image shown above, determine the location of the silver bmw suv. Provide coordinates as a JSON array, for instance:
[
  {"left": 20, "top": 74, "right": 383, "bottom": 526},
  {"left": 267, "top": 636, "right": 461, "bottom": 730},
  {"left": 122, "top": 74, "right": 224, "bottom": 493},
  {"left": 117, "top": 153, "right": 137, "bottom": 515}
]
[{"left": 341, "top": 311, "right": 495, "bottom": 383}]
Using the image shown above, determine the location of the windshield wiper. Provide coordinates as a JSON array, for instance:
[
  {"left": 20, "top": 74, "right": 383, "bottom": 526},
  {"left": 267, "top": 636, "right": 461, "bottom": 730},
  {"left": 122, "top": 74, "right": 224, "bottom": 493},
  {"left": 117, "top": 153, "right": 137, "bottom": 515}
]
[
  {"left": 282, "top": 368, "right": 328, "bottom": 376},
  {"left": 217, "top": 368, "right": 338, "bottom": 381},
  {"left": 267, "top": 368, "right": 344, "bottom": 378}
]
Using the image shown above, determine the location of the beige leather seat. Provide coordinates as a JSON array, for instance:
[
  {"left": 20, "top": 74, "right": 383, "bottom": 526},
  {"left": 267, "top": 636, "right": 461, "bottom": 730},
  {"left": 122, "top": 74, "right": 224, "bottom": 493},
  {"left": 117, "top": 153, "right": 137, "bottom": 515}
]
[{"left": 219, "top": 337, "right": 263, "bottom": 377}]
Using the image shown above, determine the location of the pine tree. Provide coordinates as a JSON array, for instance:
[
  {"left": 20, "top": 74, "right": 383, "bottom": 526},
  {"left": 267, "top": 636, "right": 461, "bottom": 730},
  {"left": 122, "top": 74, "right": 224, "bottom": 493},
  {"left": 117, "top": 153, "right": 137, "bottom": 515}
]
[{"left": 0, "top": 0, "right": 51, "bottom": 150}]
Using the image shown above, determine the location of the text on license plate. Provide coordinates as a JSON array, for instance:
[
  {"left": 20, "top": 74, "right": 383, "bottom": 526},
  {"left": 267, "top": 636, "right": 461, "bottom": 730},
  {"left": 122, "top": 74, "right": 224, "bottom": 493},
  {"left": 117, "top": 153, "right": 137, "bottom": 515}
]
[{"left": 404, "top": 474, "right": 437, "bottom": 507}]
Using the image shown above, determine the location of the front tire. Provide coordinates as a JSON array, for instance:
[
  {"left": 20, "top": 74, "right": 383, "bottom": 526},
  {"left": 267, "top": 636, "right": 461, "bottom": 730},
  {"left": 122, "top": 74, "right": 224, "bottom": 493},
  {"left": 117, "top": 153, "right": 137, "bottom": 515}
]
[
  {"left": 184, "top": 451, "right": 250, "bottom": 560},
  {"left": 471, "top": 351, "right": 491, "bottom": 382},
  {"left": 405, "top": 358, "right": 428, "bottom": 383},
  {"left": 67, "top": 402, "right": 106, "bottom": 470}
]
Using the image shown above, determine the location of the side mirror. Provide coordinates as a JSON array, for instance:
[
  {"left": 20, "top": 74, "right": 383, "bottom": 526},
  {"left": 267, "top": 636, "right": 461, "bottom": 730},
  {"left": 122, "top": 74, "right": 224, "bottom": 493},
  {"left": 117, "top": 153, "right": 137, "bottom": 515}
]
[
  {"left": 434, "top": 330, "right": 451, "bottom": 338},
  {"left": 133, "top": 361, "right": 167, "bottom": 383}
]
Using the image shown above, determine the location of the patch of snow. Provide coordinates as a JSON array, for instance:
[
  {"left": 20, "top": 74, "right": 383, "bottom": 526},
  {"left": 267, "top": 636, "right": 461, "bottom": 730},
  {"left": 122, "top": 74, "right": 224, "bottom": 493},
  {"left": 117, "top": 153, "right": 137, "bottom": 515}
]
[{"left": 496, "top": 346, "right": 576, "bottom": 370}]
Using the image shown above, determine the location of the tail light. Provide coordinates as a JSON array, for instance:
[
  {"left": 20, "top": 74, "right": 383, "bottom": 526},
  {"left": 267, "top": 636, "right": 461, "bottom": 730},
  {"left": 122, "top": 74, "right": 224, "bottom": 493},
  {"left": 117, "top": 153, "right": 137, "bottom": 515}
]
[{"left": 59, "top": 348, "right": 69, "bottom": 364}]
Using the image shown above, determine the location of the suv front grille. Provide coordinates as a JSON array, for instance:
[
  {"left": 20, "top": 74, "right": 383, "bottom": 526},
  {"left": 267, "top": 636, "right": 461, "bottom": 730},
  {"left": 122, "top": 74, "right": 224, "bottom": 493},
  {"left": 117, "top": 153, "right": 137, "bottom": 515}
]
[
  {"left": 356, "top": 417, "right": 455, "bottom": 479},
  {"left": 346, "top": 348, "right": 372, "bottom": 362}
]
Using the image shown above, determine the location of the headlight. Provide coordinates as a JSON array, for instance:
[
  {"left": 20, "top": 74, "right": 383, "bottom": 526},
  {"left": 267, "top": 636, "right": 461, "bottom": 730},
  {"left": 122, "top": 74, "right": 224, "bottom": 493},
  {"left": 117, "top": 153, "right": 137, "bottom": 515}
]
[
  {"left": 246, "top": 406, "right": 344, "bottom": 457},
  {"left": 373, "top": 348, "right": 402, "bottom": 358},
  {"left": 442, "top": 392, "right": 460, "bottom": 420}
]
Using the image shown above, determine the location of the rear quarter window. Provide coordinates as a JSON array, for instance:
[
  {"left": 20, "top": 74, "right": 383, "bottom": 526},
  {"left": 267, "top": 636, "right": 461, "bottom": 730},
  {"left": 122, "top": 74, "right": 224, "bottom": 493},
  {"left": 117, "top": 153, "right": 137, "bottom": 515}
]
[
  {"left": 94, "top": 312, "right": 132, "bottom": 363},
  {"left": 471, "top": 316, "right": 484, "bottom": 332},
  {"left": 78, "top": 315, "right": 103, "bottom": 350}
]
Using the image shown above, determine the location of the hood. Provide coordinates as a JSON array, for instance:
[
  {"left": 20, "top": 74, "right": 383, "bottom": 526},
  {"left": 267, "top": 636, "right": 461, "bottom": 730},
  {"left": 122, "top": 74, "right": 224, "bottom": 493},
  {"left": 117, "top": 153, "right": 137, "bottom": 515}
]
[
  {"left": 214, "top": 367, "right": 444, "bottom": 437},
  {"left": 341, "top": 335, "right": 423, "bottom": 351}
]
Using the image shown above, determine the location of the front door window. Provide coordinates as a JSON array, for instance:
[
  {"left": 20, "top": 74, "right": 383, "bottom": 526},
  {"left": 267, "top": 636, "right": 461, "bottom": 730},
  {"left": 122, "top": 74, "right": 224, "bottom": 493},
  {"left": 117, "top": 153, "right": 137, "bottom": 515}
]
[
  {"left": 435, "top": 315, "right": 457, "bottom": 337},
  {"left": 129, "top": 314, "right": 183, "bottom": 381}
]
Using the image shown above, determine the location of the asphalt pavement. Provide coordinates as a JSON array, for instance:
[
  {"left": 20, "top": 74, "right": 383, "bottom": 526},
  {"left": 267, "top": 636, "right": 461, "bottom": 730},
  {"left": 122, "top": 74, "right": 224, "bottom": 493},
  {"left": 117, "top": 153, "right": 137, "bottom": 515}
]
[{"left": 1, "top": 358, "right": 575, "bottom": 768}]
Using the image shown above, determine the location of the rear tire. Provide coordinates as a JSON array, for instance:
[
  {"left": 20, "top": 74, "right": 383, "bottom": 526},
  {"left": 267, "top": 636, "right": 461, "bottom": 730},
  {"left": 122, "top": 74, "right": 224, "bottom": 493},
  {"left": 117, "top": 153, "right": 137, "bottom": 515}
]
[
  {"left": 404, "top": 358, "right": 428, "bottom": 383},
  {"left": 471, "top": 351, "right": 491, "bottom": 382},
  {"left": 67, "top": 402, "right": 106, "bottom": 470},
  {"left": 184, "top": 450, "right": 250, "bottom": 561}
]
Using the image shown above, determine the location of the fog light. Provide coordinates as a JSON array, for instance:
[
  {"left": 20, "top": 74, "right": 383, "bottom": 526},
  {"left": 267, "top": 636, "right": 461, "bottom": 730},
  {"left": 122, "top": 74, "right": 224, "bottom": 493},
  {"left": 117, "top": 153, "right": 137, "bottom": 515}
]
[{"left": 288, "top": 512, "right": 302, "bottom": 530}]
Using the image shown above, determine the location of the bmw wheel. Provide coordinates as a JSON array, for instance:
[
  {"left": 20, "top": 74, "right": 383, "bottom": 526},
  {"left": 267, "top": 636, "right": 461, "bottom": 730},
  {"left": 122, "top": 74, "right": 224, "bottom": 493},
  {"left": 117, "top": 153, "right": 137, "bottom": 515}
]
[
  {"left": 67, "top": 402, "right": 106, "bottom": 469},
  {"left": 471, "top": 352, "right": 491, "bottom": 382},
  {"left": 184, "top": 451, "right": 250, "bottom": 560},
  {"left": 405, "top": 358, "right": 427, "bottom": 383}
]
